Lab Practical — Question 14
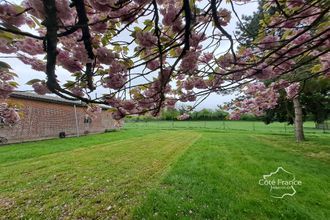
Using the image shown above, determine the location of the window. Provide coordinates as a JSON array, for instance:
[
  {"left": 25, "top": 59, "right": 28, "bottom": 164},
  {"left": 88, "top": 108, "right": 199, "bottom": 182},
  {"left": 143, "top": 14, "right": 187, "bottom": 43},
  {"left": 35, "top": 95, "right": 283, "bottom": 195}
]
[{"left": 84, "top": 115, "right": 92, "bottom": 124}]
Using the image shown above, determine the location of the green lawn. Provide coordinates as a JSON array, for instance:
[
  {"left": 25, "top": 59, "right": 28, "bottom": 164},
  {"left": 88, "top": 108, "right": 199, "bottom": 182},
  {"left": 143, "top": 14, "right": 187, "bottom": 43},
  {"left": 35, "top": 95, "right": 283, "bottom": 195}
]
[
  {"left": 0, "top": 122, "right": 329, "bottom": 219},
  {"left": 125, "top": 120, "right": 328, "bottom": 134}
]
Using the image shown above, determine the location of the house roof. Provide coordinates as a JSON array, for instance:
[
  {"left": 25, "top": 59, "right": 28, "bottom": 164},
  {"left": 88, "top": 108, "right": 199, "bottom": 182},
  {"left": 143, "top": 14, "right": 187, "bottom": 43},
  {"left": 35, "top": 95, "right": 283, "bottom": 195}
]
[{"left": 9, "top": 92, "right": 110, "bottom": 109}]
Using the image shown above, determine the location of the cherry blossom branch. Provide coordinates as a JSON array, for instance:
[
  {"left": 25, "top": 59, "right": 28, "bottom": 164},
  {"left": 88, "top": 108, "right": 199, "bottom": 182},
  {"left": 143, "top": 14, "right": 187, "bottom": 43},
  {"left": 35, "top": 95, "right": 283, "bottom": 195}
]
[
  {"left": 0, "top": 26, "right": 44, "bottom": 40},
  {"left": 72, "top": 0, "right": 95, "bottom": 91}
]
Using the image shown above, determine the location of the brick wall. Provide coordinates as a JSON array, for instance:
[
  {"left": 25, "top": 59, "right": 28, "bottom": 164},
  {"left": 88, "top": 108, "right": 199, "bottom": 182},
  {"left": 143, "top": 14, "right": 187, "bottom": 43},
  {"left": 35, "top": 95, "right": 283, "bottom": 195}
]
[{"left": 0, "top": 98, "right": 120, "bottom": 143}]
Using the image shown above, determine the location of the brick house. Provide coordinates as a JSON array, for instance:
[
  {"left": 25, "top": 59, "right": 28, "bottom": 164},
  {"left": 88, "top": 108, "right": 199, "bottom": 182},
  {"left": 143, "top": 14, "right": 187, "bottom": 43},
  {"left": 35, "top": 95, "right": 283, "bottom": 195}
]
[{"left": 0, "top": 92, "right": 121, "bottom": 143}]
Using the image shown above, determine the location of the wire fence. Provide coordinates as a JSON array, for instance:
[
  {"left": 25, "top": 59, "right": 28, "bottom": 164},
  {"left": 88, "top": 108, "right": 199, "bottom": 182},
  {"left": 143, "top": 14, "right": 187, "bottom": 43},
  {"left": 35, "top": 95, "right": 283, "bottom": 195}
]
[{"left": 124, "top": 120, "right": 330, "bottom": 134}]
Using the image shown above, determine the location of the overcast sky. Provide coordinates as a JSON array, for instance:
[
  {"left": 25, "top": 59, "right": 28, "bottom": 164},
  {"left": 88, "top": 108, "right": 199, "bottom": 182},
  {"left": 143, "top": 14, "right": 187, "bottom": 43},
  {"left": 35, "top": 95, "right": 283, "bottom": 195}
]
[{"left": 2, "top": 0, "right": 258, "bottom": 110}]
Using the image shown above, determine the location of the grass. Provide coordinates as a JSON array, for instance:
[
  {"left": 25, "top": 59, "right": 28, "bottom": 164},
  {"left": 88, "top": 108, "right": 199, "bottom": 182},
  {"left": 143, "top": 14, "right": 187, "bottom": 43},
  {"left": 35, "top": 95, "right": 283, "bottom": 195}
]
[
  {"left": 125, "top": 120, "right": 328, "bottom": 134},
  {"left": 0, "top": 122, "right": 329, "bottom": 219}
]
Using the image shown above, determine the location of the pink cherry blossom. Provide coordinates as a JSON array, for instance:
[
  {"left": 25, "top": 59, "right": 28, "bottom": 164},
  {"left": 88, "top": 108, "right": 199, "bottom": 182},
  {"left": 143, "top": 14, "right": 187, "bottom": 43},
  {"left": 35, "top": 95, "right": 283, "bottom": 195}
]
[
  {"left": 86, "top": 105, "right": 102, "bottom": 118},
  {"left": 0, "top": 103, "right": 20, "bottom": 125},
  {"left": 165, "top": 98, "right": 177, "bottom": 108},
  {"left": 287, "top": 0, "right": 305, "bottom": 9},
  {"left": 18, "top": 55, "right": 46, "bottom": 72},
  {"left": 180, "top": 51, "right": 200, "bottom": 73},
  {"left": 0, "top": 39, "right": 17, "bottom": 54},
  {"left": 32, "top": 82, "right": 50, "bottom": 95},
  {"left": 259, "top": 35, "right": 280, "bottom": 49},
  {"left": 217, "top": 8, "right": 231, "bottom": 26},
  {"left": 217, "top": 54, "right": 233, "bottom": 69},
  {"left": 96, "top": 47, "right": 116, "bottom": 65},
  {"left": 146, "top": 60, "right": 160, "bottom": 70},
  {"left": 229, "top": 110, "right": 241, "bottom": 120},
  {"left": 200, "top": 53, "right": 213, "bottom": 63},
  {"left": 15, "top": 38, "right": 44, "bottom": 55},
  {"left": 104, "top": 62, "right": 128, "bottom": 90},
  {"left": 112, "top": 109, "right": 125, "bottom": 120},
  {"left": 121, "top": 100, "right": 136, "bottom": 111},
  {"left": 57, "top": 50, "right": 82, "bottom": 72},
  {"left": 0, "top": 3, "right": 26, "bottom": 26},
  {"left": 0, "top": 82, "right": 14, "bottom": 99},
  {"left": 194, "top": 77, "right": 208, "bottom": 89},
  {"left": 136, "top": 31, "right": 157, "bottom": 48},
  {"left": 177, "top": 113, "right": 190, "bottom": 120},
  {"left": 285, "top": 82, "right": 300, "bottom": 99},
  {"left": 71, "top": 86, "right": 85, "bottom": 97},
  {"left": 182, "top": 79, "right": 195, "bottom": 90}
]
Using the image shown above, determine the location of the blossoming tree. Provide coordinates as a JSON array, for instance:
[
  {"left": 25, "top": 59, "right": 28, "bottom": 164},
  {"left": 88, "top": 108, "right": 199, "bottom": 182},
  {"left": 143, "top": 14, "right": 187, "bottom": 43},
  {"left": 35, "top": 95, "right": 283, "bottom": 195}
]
[
  {"left": 229, "top": 0, "right": 329, "bottom": 141},
  {"left": 0, "top": 0, "right": 329, "bottom": 141}
]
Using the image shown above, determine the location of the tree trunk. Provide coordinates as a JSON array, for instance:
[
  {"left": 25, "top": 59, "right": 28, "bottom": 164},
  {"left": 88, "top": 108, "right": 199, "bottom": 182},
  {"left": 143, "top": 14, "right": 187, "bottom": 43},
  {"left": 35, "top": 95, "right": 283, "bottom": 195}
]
[{"left": 293, "top": 97, "right": 305, "bottom": 142}]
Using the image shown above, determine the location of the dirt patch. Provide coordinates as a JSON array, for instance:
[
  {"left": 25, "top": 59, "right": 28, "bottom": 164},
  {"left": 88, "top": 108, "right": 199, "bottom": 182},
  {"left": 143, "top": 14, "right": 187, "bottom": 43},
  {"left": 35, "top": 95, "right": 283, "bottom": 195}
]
[
  {"left": 0, "top": 198, "right": 15, "bottom": 210},
  {"left": 306, "top": 151, "right": 330, "bottom": 160}
]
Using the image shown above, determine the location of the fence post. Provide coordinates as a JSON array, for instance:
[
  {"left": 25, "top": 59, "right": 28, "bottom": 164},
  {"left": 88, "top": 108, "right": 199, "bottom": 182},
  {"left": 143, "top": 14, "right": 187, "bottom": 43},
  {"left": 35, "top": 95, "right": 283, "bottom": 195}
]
[{"left": 74, "top": 105, "right": 80, "bottom": 137}]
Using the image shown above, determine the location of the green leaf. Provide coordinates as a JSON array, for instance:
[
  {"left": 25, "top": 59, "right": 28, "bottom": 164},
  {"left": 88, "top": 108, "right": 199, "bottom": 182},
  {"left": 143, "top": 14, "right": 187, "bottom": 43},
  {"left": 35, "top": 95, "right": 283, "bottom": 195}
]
[
  {"left": 311, "top": 64, "right": 322, "bottom": 74},
  {"left": 143, "top": 19, "right": 153, "bottom": 26},
  {"left": 63, "top": 81, "right": 76, "bottom": 89},
  {"left": 31, "top": 16, "right": 41, "bottom": 26},
  {"left": 134, "top": 27, "right": 142, "bottom": 32},
  {"left": 0, "top": 61, "right": 12, "bottom": 69},
  {"left": 8, "top": 81, "right": 19, "bottom": 87},
  {"left": 113, "top": 45, "right": 122, "bottom": 53},
  {"left": 26, "top": 79, "right": 41, "bottom": 85},
  {"left": 0, "top": 31, "right": 16, "bottom": 40}
]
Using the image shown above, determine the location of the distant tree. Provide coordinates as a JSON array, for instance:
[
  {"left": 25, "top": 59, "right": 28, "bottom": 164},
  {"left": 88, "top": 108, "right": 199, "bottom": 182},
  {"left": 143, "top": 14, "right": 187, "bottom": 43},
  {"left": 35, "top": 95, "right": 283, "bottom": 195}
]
[
  {"left": 160, "top": 108, "right": 180, "bottom": 120},
  {"left": 234, "top": 1, "right": 330, "bottom": 141}
]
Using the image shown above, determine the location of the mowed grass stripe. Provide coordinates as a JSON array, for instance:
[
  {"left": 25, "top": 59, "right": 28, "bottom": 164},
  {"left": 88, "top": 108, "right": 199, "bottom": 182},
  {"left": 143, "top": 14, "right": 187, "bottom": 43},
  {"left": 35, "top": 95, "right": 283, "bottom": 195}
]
[
  {"left": 0, "top": 129, "right": 158, "bottom": 165},
  {"left": 0, "top": 131, "right": 201, "bottom": 219},
  {"left": 134, "top": 132, "right": 330, "bottom": 220}
]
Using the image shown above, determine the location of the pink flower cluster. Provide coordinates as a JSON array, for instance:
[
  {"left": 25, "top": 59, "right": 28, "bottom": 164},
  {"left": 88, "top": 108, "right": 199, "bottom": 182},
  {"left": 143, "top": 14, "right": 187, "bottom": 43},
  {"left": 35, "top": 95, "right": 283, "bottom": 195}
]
[
  {"left": 259, "top": 35, "right": 280, "bottom": 49},
  {"left": 104, "top": 61, "right": 128, "bottom": 90},
  {"left": 32, "top": 82, "right": 50, "bottom": 95},
  {"left": 180, "top": 51, "right": 200, "bottom": 73},
  {"left": 229, "top": 82, "right": 280, "bottom": 119},
  {"left": 136, "top": 31, "right": 157, "bottom": 49},
  {"left": 18, "top": 55, "right": 46, "bottom": 72},
  {"left": 285, "top": 82, "right": 300, "bottom": 99},
  {"left": 180, "top": 92, "right": 196, "bottom": 102},
  {"left": 0, "top": 3, "right": 26, "bottom": 26},
  {"left": 200, "top": 52, "right": 213, "bottom": 63},
  {"left": 24, "top": 0, "right": 72, "bottom": 23},
  {"left": 71, "top": 86, "right": 84, "bottom": 97},
  {"left": 190, "top": 33, "right": 206, "bottom": 49},
  {"left": 160, "top": 2, "right": 182, "bottom": 32},
  {"left": 217, "top": 8, "right": 231, "bottom": 26},
  {"left": 287, "top": 0, "right": 305, "bottom": 9},
  {"left": 120, "top": 100, "right": 136, "bottom": 111},
  {"left": 104, "top": 74, "right": 127, "bottom": 90},
  {"left": 0, "top": 103, "right": 20, "bottom": 125},
  {"left": 0, "top": 69, "right": 16, "bottom": 99},
  {"left": 177, "top": 113, "right": 190, "bottom": 120},
  {"left": 88, "top": 0, "right": 117, "bottom": 12},
  {"left": 96, "top": 47, "right": 116, "bottom": 65},
  {"left": 0, "top": 82, "right": 14, "bottom": 100},
  {"left": 217, "top": 54, "right": 233, "bottom": 69},
  {"left": 0, "top": 39, "right": 16, "bottom": 54},
  {"left": 16, "top": 38, "right": 44, "bottom": 56},
  {"left": 319, "top": 53, "right": 330, "bottom": 76},
  {"left": 86, "top": 105, "right": 102, "bottom": 118},
  {"left": 57, "top": 50, "right": 82, "bottom": 73}
]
